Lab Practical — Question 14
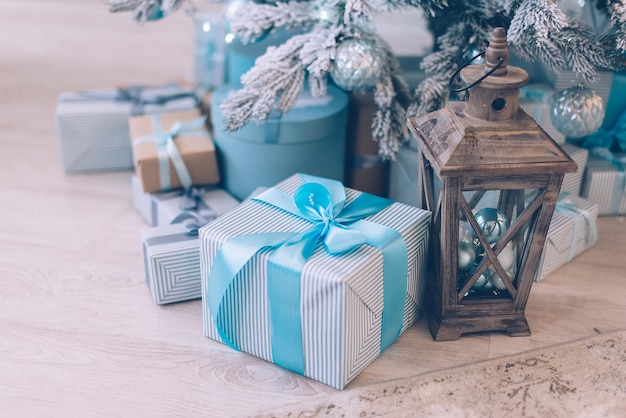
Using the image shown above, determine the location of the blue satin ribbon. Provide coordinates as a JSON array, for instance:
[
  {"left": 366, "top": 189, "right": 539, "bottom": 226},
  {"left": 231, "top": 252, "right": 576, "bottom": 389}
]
[
  {"left": 206, "top": 174, "right": 409, "bottom": 375},
  {"left": 63, "top": 85, "right": 199, "bottom": 116},
  {"left": 134, "top": 116, "right": 208, "bottom": 191},
  {"left": 263, "top": 110, "right": 283, "bottom": 143},
  {"left": 554, "top": 193, "right": 598, "bottom": 262}
]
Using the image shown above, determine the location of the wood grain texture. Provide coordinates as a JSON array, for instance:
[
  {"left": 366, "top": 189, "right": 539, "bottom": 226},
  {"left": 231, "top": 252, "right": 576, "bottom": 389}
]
[{"left": 1, "top": 1, "right": 625, "bottom": 416}]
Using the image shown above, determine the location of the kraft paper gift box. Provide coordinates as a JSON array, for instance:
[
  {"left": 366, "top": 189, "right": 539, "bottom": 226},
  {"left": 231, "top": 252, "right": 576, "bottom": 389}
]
[
  {"left": 131, "top": 175, "right": 239, "bottom": 226},
  {"left": 56, "top": 84, "right": 199, "bottom": 173},
  {"left": 199, "top": 173, "right": 431, "bottom": 389},
  {"left": 535, "top": 194, "right": 598, "bottom": 282},
  {"left": 344, "top": 92, "right": 389, "bottom": 197},
  {"left": 210, "top": 85, "right": 349, "bottom": 201},
  {"left": 581, "top": 155, "right": 626, "bottom": 216},
  {"left": 560, "top": 143, "right": 588, "bottom": 196},
  {"left": 130, "top": 108, "right": 220, "bottom": 193},
  {"left": 142, "top": 219, "right": 211, "bottom": 305}
]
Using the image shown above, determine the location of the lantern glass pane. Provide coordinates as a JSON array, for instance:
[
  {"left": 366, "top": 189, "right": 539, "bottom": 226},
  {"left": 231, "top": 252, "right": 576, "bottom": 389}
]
[{"left": 457, "top": 187, "right": 541, "bottom": 300}]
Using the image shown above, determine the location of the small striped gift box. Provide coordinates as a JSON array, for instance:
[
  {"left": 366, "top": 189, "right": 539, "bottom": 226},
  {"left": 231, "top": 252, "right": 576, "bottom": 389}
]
[
  {"left": 535, "top": 194, "right": 598, "bottom": 282},
  {"left": 55, "top": 84, "right": 199, "bottom": 173},
  {"left": 519, "top": 84, "right": 565, "bottom": 144},
  {"left": 131, "top": 175, "right": 239, "bottom": 226},
  {"left": 561, "top": 143, "right": 588, "bottom": 196},
  {"left": 199, "top": 173, "right": 431, "bottom": 389},
  {"left": 581, "top": 155, "right": 626, "bottom": 216},
  {"left": 141, "top": 223, "right": 204, "bottom": 305}
]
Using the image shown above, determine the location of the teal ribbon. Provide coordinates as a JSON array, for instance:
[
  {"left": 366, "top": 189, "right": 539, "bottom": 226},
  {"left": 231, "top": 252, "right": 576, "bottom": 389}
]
[
  {"left": 206, "top": 174, "right": 409, "bottom": 375},
  {"left": 134, "top": 116, "right": 208, "bottom": 191},
  {"left": 554, "top": 193, "right": 598, "bottom": 262}
]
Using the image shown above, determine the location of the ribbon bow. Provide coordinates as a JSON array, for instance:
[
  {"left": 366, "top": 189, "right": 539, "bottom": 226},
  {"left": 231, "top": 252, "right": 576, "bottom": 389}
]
[
  {"left": 170, "top": 211, "right": 215, "bottom": 236},
  {"left": 134, "top": 116, "right": 208, "bottom": 191},
  {"left": 554, "top": 193, "right": 598, "bottom": 261},
  {"left": 574, "top": 112, "right": 626, "bottom": 156},
  {"left": 207, "top": 174, "right": 409, "bottom": 375},
  {"left": 179, "top": 186, "right": 218, "bottom": 219},
  {"left": 65, "top": 84, "right": 199, "bottom": 116}
]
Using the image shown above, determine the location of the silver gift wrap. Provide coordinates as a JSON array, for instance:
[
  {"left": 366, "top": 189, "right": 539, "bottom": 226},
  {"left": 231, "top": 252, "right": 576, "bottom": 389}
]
[{"left": 56, "top": 84, "right": 199, "bottom": 173}]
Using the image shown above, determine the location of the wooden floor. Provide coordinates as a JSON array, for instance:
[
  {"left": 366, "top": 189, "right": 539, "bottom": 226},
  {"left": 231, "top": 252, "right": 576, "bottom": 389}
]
[{"left": 1, "top": 1, "right": 625, "bottom": 416}]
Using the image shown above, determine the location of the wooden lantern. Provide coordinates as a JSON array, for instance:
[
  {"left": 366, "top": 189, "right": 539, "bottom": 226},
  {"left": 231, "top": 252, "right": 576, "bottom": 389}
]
[{"left": 407, "top": 27, "right": 577, "bottom": 341}]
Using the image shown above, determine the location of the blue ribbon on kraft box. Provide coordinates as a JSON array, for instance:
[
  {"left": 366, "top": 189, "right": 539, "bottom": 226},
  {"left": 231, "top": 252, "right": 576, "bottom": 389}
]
[
  {"left": 199, "top": 173, "right": 431, "bottom": 389},
  {"left": 55, "top": 83, "right": 199, "bottom": 174}
]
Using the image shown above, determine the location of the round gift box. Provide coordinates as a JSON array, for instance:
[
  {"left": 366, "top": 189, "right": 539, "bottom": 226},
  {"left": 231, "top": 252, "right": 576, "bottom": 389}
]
[{"left": 210, "top": 84, "right": 349, "bottom": 200}]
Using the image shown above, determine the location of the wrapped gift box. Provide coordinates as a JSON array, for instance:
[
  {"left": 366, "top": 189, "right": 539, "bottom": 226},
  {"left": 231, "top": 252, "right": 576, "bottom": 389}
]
[
  {"left": 56, "top": 84, "right": 199, "bottom": 173},
  {"left": 344, "top": 92, "right": 389, "bottom": 197},
  {"left": 141, "top": 222, "right": 205, "bottom": 305},
  {"left": 560, "top": 143, "right": 588, "bottom": 196},
  {"left": 199, "top": 173, "right": 431, "bottom": 389},
  {"left": 131, "top": 175, "right": 239, "bottom": 226},
  {"left": 581, "top": 155, "right": 626, "bottom": 216},
  {"left": 130, "top": 108, "right": 220, "bottom": 193},
  {"left": 211, "top": 86, "right": 348, "bottom": 200},
  {"left": 535, "top": 194, "right": 598, "bottom": 281},
  {"left": 519, "top": 84, "right": 565, "bottom": 144}
]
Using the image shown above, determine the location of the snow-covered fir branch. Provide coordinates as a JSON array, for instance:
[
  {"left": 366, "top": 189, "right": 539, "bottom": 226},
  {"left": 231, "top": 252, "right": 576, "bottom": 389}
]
[{"left": 108, "top": 0, "right": 626, "bottom": 158}]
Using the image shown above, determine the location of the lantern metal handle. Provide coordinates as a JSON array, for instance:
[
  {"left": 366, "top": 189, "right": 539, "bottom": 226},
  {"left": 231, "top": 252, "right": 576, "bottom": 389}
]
[{"left": 449, "top": 50, "right": 504, "bottom": 93}]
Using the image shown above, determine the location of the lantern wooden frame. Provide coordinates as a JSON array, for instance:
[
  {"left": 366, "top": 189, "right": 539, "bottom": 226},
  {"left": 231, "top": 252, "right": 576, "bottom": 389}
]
[{"left": 407, "top": 28, "right": 577, "bottom": 341}]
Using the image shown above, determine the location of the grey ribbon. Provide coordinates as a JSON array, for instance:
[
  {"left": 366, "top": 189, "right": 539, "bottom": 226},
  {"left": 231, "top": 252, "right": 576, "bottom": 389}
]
[
  {"left": 62, "top": 84, "right": 199, "bottom": 116},
  {"left": 170, "top": 211, "right": 216, "bottom": 236},
  {"left": 179, "top": 187, "right": 218, "bottom": 219}
]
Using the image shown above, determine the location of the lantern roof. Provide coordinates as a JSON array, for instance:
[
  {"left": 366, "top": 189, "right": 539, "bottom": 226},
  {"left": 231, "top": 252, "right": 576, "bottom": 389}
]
[{"left": 407, "top": 102, "right": 577, "bottom": 177}]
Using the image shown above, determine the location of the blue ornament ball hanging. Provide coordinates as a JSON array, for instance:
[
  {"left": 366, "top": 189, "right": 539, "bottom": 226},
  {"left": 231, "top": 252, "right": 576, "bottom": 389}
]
[{"left": 330, "top": 38, "right": 383, "bottom": 91}]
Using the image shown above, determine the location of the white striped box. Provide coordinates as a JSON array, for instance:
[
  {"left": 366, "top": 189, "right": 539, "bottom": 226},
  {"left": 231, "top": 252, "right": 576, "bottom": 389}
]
[
  {"left": 535, "top": 194, "right": 598, "bottom": 282},
  {"left": 56, "top": 84, "right": 198, "bottom": 173},
  {"left": 519, "top": 84, "right": 566, "bottom": 144},
  {"left": 131, "top": 175, "right": 240, "bottom": 226},
  {"left": 141, "top": 223, "right": 204, "bottom": 305},
  {"left": 199, "top": 174, "right": 431, "bottom": 389},
  {"left": 561, "top": 143, "right": 588, "bottom": 196},
  {"left": 581, "top": 156, "right": 626, "bottom": 216}
]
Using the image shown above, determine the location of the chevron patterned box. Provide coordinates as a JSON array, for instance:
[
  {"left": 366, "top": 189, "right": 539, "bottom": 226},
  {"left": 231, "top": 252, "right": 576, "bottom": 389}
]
[
  {"left": 581, "top": 155, "right": 626, "bottom": 216},
  {"left": 141, "top": 222, "right": 206, "bottom": 305},
  {"left": 535, "top": 194, "right": 598, "bottom": 282},
  {"left": 199, "top": 173, "right": 431, "bottom": 389},
  {"left": 131, "top": 175, "right": 239, "bottom": 226},
  {"left": 56, "top": 84, "right": 198, "bottom": 173}
]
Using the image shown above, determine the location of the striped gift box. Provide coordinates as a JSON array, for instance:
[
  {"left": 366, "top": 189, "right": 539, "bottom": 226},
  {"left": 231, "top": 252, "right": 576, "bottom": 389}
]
[
  {"left": 519, "top": 84, "right": 566, "bottom": 144},
  {"left": 131, "top": 175, "right": 239, "bottom": 226},
  {"left": 581, "top": 156, "right": 626, "bottom": 216},
  {"left": 199, "top": 174, "right": 431, "bottom": 389},
  {"left": 55, "top": 84, "right": 198, "bottom": 173},
  {"left": 141, "top": 223, "right": 204, "bottom": 305},
  {"left": 535, "top": 194, "right": 598, "bottom": 281},
  {"left": 561, "top": 144, "right": 588, "bottom": 196}
]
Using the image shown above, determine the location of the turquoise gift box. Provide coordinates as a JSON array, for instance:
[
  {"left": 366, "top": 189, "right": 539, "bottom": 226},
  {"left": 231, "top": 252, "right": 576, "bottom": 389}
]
[
  {"left": 55, "top": 84, "right": 199, "bottom": 173},
  {"left": 131, "top": 175, "right": 239, "bottom": 226},
  {"left": 199, "top": 173, "right": 431, "bottom": 389},
  {"left": 210, "top": 85, "right": 349, "bottom": 200},
  {"left": 535, "top": 193, "right": 598, "bottom": 282}
]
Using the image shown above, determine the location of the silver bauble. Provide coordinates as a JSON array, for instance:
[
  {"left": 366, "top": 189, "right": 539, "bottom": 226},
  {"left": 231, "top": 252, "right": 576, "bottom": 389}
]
[
  {"left": 458, "top": 241, "right": 477, "bottom": 271},
  {"left": 474, "top": 208, "right": 509, "bottom": 244},
  {"left": 550, "top": 84, "right": 605, "bottom": 139},
  {"left": 330, "top": 39, "right": 383, "bottom": 91}
]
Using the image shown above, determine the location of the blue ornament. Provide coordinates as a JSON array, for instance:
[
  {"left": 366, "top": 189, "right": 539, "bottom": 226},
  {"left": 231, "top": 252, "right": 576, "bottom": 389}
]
[{"left": 474, "top": 208, "right": 509, "bottom": 244}]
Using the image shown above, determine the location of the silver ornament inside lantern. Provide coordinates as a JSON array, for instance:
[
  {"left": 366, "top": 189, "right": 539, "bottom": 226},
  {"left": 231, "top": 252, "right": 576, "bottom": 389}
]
[{"left": 550, "top": 83, "right": 606, "bottom": 139}]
